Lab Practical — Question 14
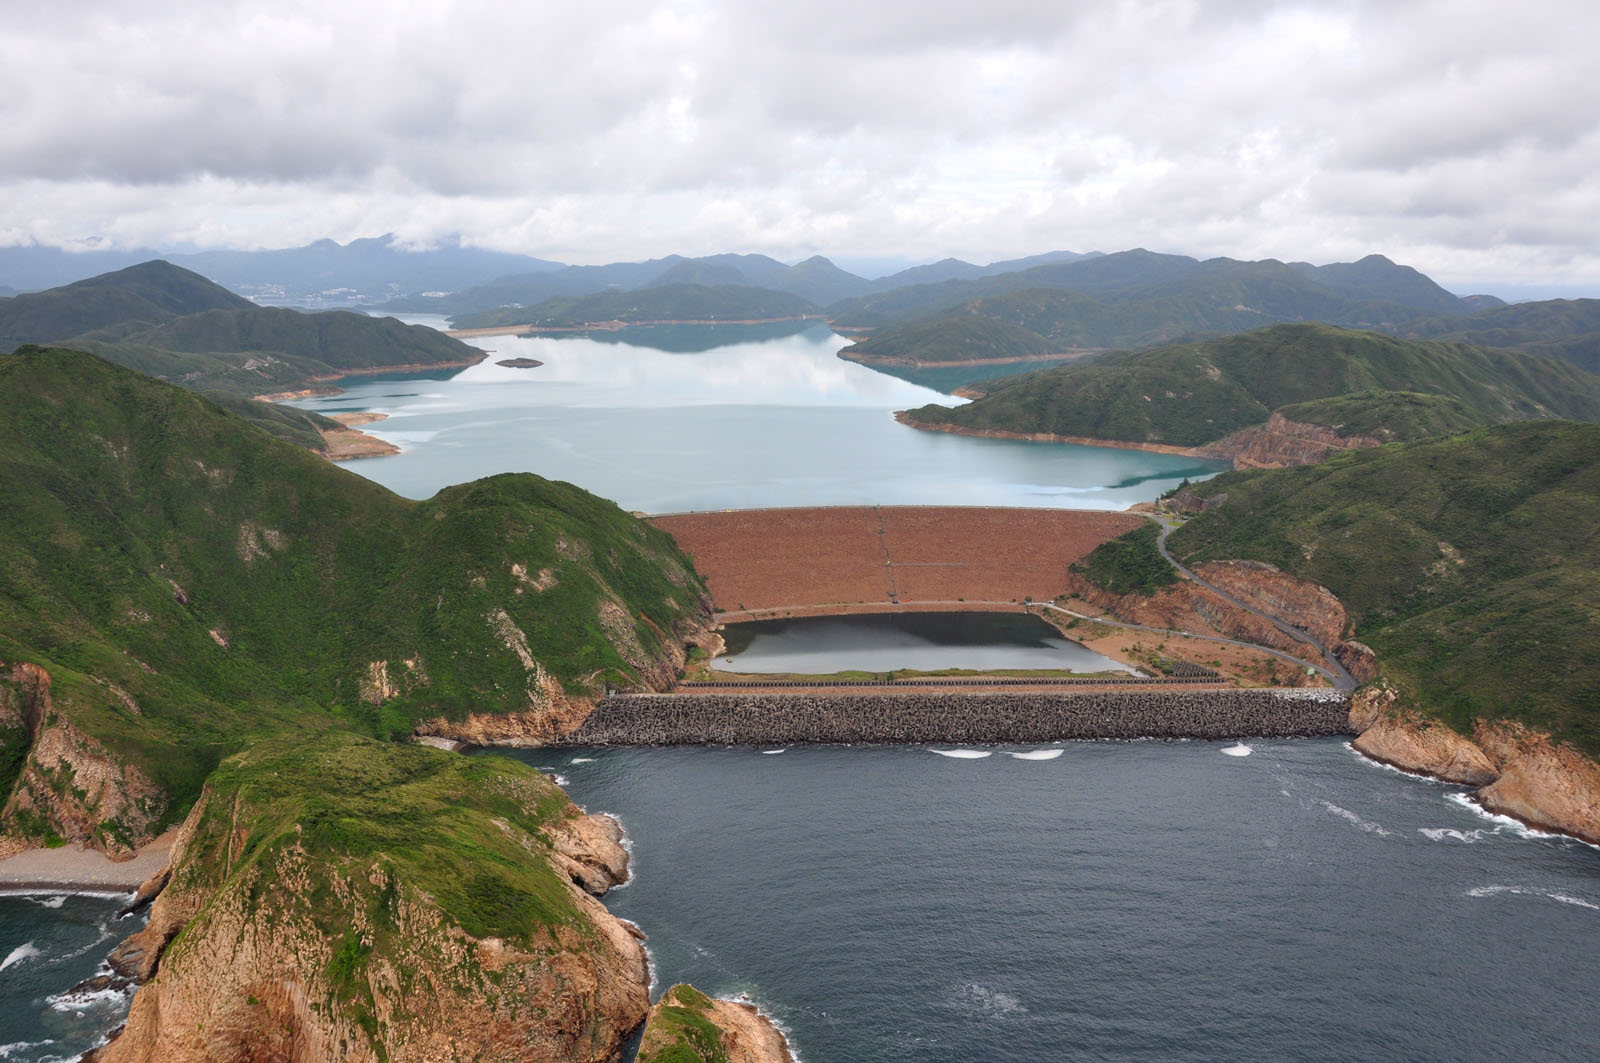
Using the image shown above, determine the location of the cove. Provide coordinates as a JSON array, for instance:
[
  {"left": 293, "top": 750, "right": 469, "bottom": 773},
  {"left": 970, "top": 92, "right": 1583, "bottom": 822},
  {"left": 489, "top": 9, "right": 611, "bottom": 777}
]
[
  {"left": 507, "top": 741, "right": 1600, "bottom": 1063},
  {"left": 286, "top": 320, "right": 1223, "bottom": 510},
  {"left": 714, "top": 612, "right": 1134, "bottom": 675}
]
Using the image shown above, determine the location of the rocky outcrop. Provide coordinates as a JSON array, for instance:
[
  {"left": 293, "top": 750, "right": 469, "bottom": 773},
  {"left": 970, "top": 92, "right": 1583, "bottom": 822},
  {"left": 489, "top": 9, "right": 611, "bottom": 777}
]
[
  {"left": 1346, "top": 685, "right": 1600, "bottom": 845},
  {"left": 1196, "top": 412, "right": 1381, "bottom": 469},
  {"left": 415, "top": 698, "right": 599, "bottom": 748},
  {"left": 96, "top": 748, "right": 650, "bottom": 1063},
  {"left": 637, "top": 984, "right": 794, "bottom": 1063},
  {"left": 0, "top": 663, "right": 165, "bottom": 859},
  {"left": 1473, "top": 721, "right": 1600, "bottom": 846},
  {"left": 1190, "top": 560, "right": 1347, "bottom": 649}
]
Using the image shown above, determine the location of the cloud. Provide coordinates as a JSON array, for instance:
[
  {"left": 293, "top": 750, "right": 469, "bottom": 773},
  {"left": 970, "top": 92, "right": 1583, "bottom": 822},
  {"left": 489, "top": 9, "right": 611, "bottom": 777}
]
[{"left": 0, "top": 0, "right": 1597, "bottom": 289}]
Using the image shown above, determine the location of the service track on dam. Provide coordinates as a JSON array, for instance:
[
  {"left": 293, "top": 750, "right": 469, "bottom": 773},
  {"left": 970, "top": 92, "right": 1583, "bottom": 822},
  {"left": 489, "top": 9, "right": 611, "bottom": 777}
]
[{"left": 650, "top": 506, "right": 1146, "bottom": 620}]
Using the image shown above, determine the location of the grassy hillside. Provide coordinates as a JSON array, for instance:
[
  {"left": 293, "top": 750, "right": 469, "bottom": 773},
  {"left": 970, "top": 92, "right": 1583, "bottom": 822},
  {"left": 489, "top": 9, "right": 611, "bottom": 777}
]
[
  {"left": 1404, "top": 298, "right": 1600, "bottom": 374},
  {"left": 903, "top": 323, "right": 1600, "bottom": 447},
  {"left": 842, "top": 314, "right": 1056, "bottom": 365},
  {"left": 0, "top": 260, "right": 252, "bottom": 350},
  {"left": 0, "top": 346, "right": 709, "bottom": 832},
  {"left": 1273, "top": 391, "right": 1494, "bottom": 443},
  {"left": 1167, "top": 420, "right": 1600, "bottom": 754},
  {"left": 451, "top": 283, "right": 818, "bottom": 330}
]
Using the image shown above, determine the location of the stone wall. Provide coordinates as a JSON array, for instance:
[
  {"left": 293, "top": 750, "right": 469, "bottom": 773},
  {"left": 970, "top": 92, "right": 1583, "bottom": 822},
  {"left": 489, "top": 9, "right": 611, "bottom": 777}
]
[{"left": 559, "top": 690, "right": 1353, "bottom": 746}]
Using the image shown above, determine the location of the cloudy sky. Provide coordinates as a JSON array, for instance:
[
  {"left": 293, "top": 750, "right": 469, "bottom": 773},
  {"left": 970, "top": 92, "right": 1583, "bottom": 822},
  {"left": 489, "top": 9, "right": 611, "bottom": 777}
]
[{"left": 3, "top": 0, "right": 1597, "bottom": 291}]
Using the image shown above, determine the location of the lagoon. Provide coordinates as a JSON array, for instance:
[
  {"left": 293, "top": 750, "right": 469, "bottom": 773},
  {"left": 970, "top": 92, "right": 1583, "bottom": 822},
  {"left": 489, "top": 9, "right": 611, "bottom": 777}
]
[{"left": 287, "top": 321, "right": 1222, "bottom": 511}]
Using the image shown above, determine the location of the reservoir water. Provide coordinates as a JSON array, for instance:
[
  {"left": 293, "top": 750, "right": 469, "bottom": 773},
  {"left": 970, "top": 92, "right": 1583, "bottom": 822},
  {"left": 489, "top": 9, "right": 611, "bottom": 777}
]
[
  {"left": 716, "top": 612, "right": 1133, "bottom": 675},
  {"left": 287, "top": 321, "right": 1222, "bottom": 510},
  {"left": 508, "top": 741, "right": 1600, "bottom": 1063}
]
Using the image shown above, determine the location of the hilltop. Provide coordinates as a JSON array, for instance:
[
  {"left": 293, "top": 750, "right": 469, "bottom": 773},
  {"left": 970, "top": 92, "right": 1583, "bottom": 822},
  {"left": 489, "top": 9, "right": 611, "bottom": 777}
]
[
  {"left": 900, "top": 323, "right": 1600, "bottom": 458},
  {"left": 451, "top": 282, "right": 820, "bottom": 331},
  {"left": 1165, "top": 420, "right": 1600, "bottom": 759},
  {"left": 0, "top": 261, "right": 485, "bottom": 448},
  {"left": 0, "top": 346, "right": 713, "bottom": 855}
]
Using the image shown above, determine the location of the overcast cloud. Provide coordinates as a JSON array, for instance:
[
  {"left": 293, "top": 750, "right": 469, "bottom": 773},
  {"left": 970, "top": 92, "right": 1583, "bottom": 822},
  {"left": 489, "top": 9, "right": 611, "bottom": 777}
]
[{"left": 3, "top": 0, "right": 1597, "bottom": 290}]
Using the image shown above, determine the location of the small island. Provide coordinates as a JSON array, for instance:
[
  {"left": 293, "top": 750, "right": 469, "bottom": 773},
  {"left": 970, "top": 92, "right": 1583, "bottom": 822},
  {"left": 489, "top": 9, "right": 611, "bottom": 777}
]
[{"left": 496, "top": 357, "right": 544, "bottom": 368}]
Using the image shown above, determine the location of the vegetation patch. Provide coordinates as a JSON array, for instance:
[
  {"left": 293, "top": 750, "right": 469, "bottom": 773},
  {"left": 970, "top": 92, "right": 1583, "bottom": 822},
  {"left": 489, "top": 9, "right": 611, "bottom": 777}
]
[{"left": 1070, "top": 524, "right": 1179, "bottom": 596}]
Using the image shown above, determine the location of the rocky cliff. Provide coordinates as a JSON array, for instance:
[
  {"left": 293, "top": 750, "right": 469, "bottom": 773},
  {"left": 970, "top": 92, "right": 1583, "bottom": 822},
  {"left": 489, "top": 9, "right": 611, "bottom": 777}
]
[
  {"left": 636, "top": 984, "right": 794, "bottom": 1063},
  {"left": 0, "top": 663, "right": 165, "bottom": 859},
  {"left": 1196, "top": 412, "right": 1381, "bottom": 469},
  {"left": 1347, "top": 684, "right": 1600, "bottom": 845},
  {"left": 92, "top": 734, "right": 651, "bottom": 1063}
]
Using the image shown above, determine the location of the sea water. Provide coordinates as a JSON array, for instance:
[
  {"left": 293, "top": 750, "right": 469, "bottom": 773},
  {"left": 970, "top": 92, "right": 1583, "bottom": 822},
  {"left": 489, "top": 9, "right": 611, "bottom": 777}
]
[
  {"left": 286, "top": 322, "right": 1222, "bottom": 509},
  {"left": 0, "top": 893, "right": 140, "bottom": 1060},
  {"left": 504, "top": 741, "right": 1600, "bottom": 1063}
]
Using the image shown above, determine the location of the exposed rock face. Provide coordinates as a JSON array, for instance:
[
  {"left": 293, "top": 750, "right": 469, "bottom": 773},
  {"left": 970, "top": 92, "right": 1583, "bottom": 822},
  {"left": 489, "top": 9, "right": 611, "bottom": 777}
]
[
  {"left": 1196, "top": 412, "right": 1381, "bottom": 469},
  {"left": 1473, "top": 721, "right": 1600, "bottom": 846},
  {"left": 0, "top": 663, "right": 165, "bottom": 859},
  {"left": 1352, "top": 710, "right": 1499, "bottom": 786},
  {"left": 1191, "top": 560, "right": 1347, "bottom": 649},
  {"left": 1346, "top": 686, "right": 1600, "bottom": 845},
  {"left": 637, "top": 984, "right": 794, "bottom": 1063},
  {"left": 415, "top": 698, "right": 599, "bottom": 748},
  {"left": 98, "top": 791, "right": 649, "bottom": 1063}
]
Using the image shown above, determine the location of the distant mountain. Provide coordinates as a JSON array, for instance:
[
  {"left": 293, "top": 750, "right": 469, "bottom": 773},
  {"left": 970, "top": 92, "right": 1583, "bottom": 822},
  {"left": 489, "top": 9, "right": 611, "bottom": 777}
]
[
  {"left": 902, "top": 323, "right": 1600, "bottom": 448},
  {"left": 1401, "top": 298, "right": 1600, "bottom": 373},
  {"left": 0, "top": 235, "right": 563, "bottom": 307},
  {"left": 451, "top": 283, "right": 819, "bottom": 330},
  {"left": 1288, "top": 254, "right": 1467, "bottom": 315}
]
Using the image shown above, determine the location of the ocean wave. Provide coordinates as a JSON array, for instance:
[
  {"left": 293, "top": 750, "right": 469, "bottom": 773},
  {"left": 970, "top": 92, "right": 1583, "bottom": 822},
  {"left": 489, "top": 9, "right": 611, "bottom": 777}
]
[
  {"left": 929, "top": 749, "right": 992, "bottom": 759},
  {"left": 0, "top": 1042, "right": 55, "bottom": 1060},
  {"left": 46, "top": 983, "right": 134, "bottom": 1012},
  {"left": 27, "top": 895, "right": 67, "bottom": 909},
  {"left": 761, "top": 748, "right": 787, "bottom": 755},
  {"left": 568, "top": 757, "right": 595, "bottom": 764},
  {"left": 1006, "top": 748, "right": 1064, "bottom": 760},
  {"left": 1439, "top": 792, "right": 1594, "bottom": 846},
  {"left": 1418, "top": 827, "right": 1488, "bottom": 844},
  {"left": 0, "top": 941, "right": 41, "bottom": 972},
  {"left": 1221, "top": 743, "right": 1252, "bottom": 757},
  {"left": 1343, "top": 742, "right": 1451, "bottom": 784},
  {"left": 1321, "top": 801, "right": 1392, "bottom": 837},
  {"left": 1467, "top": 885, "right": 1600, "bottom": 912},
  {"left": 725, "top": 992, "right": 806, "bottom": 1063},
  {"left": 951, "top": 982, "right": 1027, "bottom": 1019}
]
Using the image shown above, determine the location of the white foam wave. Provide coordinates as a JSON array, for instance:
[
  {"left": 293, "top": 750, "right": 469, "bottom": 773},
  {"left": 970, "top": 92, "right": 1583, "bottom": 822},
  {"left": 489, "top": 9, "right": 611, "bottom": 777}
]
[
  {"left": 27, "top": 895, "right": 68, "bottom": 909},
  {"left": 1440, "top": 792, "right": 1595, "bottom": 846},
  {"left": 1419, "top": 827, "right": 1488, "bottom": 844},
  {"left": 761, "top": 748, "right": 787, "bottom": 755},
  {"left": 47, "top": 984, "right": 134, "bottom": 1011},
  {"left": 1343, "top": 741, "right": 1450, "bottom": 783},
  {"left": 568, "top": 757, "right": 595, "bottom": 764},
  {"left": 0, "top": 942, "right": 41, "bottom": 971},
  {"left": 1321, "top": 800, "right": 1393, "bottom": 837},
  {"left": 1467, "top": 885, "right": 1600, "bottom": 912},
  {"left": 929, "top": 749, "right": 992, "bottom": 759},
  {"left": 725, "top": 992, "right": 805, "bottom": 1063},
  {"left": 951, "top": 982, "right": 1027, "bottom": 1019},
  {"left": 1221, "top": 743, "right": 1252, "bottom": 757},
  {"left": 1007, "top": 748, "right": 1064, "bottom": 760},
  {"left": 0, "top": 1041, "right": 55, "bottom": 1060}
]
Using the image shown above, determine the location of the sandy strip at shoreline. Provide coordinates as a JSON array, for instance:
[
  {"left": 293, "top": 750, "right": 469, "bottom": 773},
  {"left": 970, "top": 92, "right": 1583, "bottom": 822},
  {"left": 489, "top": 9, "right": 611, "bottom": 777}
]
[{"left": 0, "top": 828, "right": 178, "bottom": 893}]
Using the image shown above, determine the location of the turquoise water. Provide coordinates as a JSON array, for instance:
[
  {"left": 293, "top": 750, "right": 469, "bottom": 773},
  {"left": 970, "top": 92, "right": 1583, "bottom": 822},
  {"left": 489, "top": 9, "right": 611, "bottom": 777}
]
[
  {"left": 717, "top": 613, "right": 1134, "bottom": 675},
  {"left": 289, "top": 322, "right": 1223, "bottom": 510}
]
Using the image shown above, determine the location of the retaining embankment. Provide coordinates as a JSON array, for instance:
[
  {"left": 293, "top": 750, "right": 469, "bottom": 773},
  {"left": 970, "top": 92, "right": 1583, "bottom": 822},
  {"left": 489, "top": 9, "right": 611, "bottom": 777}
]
[{"left": 559, "top": 690, "right": 1353, "bottom": 746}]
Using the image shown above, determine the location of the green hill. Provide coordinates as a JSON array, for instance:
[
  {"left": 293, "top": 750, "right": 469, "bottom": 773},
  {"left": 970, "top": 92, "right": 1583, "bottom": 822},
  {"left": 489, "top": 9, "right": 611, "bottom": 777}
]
[
  {"left": 1166, "top": 420, "right": 1600, "bottom": 754},
  {"left": 0, "top": 260, "right": 252, "bottom": 350},
  {"left": 1403, "top": 298, "right": 1600, "bottom": 374},
  {"left": 451, "top": 283, "right": 818, "bottom": 330},
  {"left": 902, "top": 323, "right": 1600, "bottom": 447},
  {"left": 0, "top": 347, "right": 710, "bottom": 847},
  {"left": 842, "top": 314, "right": 1057, "bottom": 365}
]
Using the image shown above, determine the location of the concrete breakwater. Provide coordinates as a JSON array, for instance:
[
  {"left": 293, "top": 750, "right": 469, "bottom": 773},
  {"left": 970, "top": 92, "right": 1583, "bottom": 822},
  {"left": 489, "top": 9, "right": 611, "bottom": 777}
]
[{"left": 560, "top": 690, "right": 1353, "bottom": 746}]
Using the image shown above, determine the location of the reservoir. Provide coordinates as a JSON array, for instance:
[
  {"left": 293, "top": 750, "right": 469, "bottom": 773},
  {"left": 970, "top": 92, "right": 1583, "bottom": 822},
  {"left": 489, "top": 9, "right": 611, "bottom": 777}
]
[
  {"left": 715, "top": 612, "right": 1134, "bottom": 675},
  {"left": 509, "top": 741, "right": 1600, "bottom": 1063},
  {"left": 286, "top": 320, "right": 1222, "bottom": 510}
]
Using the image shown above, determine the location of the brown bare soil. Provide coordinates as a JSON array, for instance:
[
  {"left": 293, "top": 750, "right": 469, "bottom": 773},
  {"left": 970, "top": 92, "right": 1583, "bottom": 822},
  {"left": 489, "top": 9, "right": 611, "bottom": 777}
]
[{"left": 651, "top": 507, "right": 1145, "bottom": 619}]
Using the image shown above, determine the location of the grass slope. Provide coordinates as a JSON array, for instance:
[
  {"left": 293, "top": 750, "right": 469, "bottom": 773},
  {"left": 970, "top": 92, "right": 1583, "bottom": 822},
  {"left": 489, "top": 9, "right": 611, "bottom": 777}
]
[
  {"left": 1168, "top": 420, "right": 1600, "bottom": 753},
  {"left": 904, "top": 323, "right": 1600, "bottom": 447},
  {"left": 0, "top": 347, "right": 707, "bottom": 828},
  {"left": 0, "top": 260, "right": 252, "bottom": 351}
]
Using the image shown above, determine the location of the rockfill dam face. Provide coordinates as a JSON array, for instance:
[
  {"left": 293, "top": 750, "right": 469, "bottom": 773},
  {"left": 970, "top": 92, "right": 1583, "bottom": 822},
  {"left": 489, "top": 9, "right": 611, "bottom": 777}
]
[{"left": 560, "top": 690, "right": 1353, "bottom": 746}]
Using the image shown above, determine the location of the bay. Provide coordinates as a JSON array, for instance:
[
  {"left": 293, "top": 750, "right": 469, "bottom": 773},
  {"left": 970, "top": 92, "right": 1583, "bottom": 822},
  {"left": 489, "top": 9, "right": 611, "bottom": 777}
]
[
  {"left": 507, "top": 741, "right": 1600, "bottom": 1063},
  {"left": 287, "top": 321, "right": 1223, "bottom": 510}
]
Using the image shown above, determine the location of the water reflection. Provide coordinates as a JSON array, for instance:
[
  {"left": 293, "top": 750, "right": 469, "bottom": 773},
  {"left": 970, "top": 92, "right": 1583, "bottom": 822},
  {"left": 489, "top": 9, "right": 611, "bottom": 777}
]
[{"left": 290, "top": 324, "right": 1224, "bottom": 510}]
